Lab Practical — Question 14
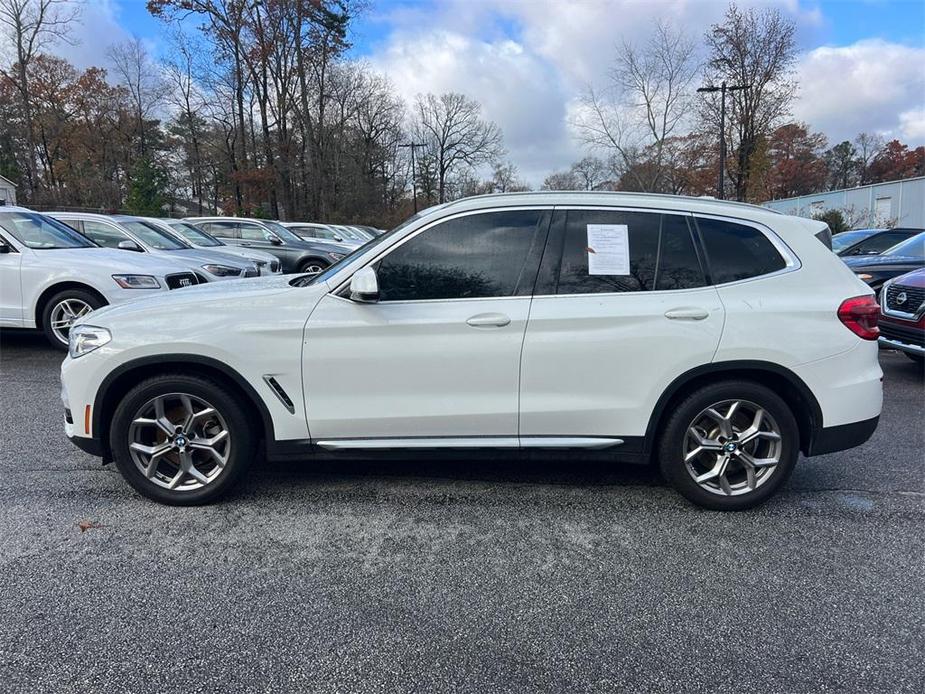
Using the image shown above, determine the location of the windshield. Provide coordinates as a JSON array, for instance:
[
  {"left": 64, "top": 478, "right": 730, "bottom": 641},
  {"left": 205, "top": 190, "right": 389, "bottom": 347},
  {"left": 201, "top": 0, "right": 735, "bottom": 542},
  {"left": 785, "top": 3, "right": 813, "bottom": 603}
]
[
  {"left": 0, "top": 211, "right": 96, "bottom": 249},
  {"left": 262, "top": 220, "right": 303, "bottom": 243},
  {"left": 296, "top": 212, "right": 425, "bottom": 287},
  {"left": 831, "top": 229, "right": 875, "bottom": 252},
  {"left": 119, "top": 220, "right": 189, "bottom": 250},
  {"left": 883, "top": 232, "right": 925, "bottom": 260},
  {"left": 168, "top": 221, "right": 223, "bottom": 247}
]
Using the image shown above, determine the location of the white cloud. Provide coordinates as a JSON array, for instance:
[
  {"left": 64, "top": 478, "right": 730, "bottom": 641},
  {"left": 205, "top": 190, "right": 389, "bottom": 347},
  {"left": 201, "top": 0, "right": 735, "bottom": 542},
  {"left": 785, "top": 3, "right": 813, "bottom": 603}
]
[
  {"left": 793, "top": 39, "right": 925, "bottom": 145},
  {"left": 367, "top": 0, "right": 851, "bottom": 185},
  {"left": 55, "top": 0, "right": 133, "bottom": 70}
]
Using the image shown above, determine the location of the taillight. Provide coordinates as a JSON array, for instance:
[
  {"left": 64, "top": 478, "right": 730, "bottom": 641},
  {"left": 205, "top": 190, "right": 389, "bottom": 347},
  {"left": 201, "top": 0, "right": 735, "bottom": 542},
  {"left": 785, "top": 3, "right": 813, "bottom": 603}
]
[{"left": 837, "top": 295, "right": 880, "bottom": 340}]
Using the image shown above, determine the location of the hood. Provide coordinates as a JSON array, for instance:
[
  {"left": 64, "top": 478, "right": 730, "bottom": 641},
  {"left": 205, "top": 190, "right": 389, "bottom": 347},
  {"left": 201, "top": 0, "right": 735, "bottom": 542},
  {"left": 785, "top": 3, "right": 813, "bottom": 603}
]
[
  {"left": 201, "top": 245, "right": 278, "bottom": 264},
  {"left": 160, "top": 247, "right": 252, "bottom": 270},
  {"left": 84, "top": 274, "right": 312, "bottom": 325},
  {"left": 36, "top": 247, "right": 193, "bottom": 275},
  {"left": 843, "top": 254, "right": 924, "bottom": 269},
  {"left": 889, "top": 268, "right": 925, "bottom": 288}
]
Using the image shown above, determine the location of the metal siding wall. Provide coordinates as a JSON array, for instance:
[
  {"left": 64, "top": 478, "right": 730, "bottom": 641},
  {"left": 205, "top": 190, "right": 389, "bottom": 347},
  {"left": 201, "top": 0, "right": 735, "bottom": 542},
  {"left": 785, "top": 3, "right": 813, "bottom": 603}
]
[{"left": 764, "top": 177, "right": 925, "bottom": 228}]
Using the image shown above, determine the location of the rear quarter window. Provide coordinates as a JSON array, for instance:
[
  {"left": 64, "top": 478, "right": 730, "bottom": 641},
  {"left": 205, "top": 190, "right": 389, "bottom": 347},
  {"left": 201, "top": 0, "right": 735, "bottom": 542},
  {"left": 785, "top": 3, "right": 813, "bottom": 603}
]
[{"left": 695, "top": 217, "right": 787, "bottom": 284}]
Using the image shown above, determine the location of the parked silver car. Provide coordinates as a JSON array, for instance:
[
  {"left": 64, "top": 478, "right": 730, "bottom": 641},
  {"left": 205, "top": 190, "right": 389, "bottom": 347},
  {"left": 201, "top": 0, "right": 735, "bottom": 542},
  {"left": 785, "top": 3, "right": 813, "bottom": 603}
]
[
  {"left": 48, "top": 212, "right": 258, "bottom": 281},
  {"left": 147, "top": 218, "right": 281, "bottom": 275}
]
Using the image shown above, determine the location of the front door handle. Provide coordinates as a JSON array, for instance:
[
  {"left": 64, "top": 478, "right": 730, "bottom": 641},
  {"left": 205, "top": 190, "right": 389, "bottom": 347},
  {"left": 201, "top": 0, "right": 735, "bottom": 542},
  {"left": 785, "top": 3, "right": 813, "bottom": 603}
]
[
  {"left": 466, "top": 312, "right": 511, "bottom": 328},
  {"left": 664, "top": 307, "right": 709, "bottom": 321}
]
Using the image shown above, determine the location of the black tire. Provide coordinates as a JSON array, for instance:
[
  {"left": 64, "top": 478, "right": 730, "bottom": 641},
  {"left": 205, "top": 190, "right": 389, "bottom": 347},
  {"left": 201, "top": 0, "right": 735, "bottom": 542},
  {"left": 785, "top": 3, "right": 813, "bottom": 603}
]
[
  {"left": 903, "top": 352, "right": 924, "bottom": 368},
  {"left": 299, "top": 258, "right": 328, "bottom": 275},
  {"left": 658, "top": 380, "right": 800, "bottom": 511},
  {"left": 109, "top": 373, "right": 256, "bottom": 505},
  {"left": 41, "top": 288, "right": 105, "bottom": 350}
]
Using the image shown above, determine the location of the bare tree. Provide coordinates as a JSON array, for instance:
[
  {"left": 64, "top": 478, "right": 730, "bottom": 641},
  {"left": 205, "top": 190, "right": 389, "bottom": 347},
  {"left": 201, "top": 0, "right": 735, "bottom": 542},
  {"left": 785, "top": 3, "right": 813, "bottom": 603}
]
[
  {"left": 574, "top": 21, "right": 698, "bottom": 192},
  {"left": 702, "top": 4, "right": 797, "bottom": 201},
  {"left": 0, "top": 0, "right": 80, "bottom": 194},
  {"left": 854, "top": 132, "right": 885, "bottom": 184},
  {"left": 413, "top": 92, "right": 503, "bottom": 203},
  {"left": 490, "top": 160, "right": 528, "bottom": 193},
  {"left": 107, "top": 37, "right": 168, "bottom": 156}
]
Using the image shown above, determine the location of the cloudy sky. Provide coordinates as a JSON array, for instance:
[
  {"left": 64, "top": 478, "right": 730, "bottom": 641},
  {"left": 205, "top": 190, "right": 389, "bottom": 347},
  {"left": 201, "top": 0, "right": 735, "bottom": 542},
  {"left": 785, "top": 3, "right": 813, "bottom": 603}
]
[{"left": 61, "top": 0, "right": 925, "bottom": 187}]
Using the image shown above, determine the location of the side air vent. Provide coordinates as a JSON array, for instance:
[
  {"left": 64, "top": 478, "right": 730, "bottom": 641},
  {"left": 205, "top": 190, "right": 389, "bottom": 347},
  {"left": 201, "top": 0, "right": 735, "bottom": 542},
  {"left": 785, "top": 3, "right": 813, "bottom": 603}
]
[{"left": 263, "top": 375, "right": 295, "bottom": 414}]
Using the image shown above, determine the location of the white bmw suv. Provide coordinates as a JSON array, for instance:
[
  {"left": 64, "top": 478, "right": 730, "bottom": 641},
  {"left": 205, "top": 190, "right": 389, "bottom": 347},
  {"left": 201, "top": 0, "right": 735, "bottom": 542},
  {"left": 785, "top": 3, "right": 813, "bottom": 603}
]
[
  {"left": 0, "top": 207, "right": 207, "bottom": 349},
  {"left": 60, "top": 193, "right": 883, "bottom": 510}
]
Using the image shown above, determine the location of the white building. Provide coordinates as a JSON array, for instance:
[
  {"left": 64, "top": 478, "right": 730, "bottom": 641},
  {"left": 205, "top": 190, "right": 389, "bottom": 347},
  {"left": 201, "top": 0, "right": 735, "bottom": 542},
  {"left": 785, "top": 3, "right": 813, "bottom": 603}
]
[
  {"left": 763, "top": 176, "right": 924, "bottom": 229},
  {"left": 0, "top": 175, "right": 16, "bottom": 206}
]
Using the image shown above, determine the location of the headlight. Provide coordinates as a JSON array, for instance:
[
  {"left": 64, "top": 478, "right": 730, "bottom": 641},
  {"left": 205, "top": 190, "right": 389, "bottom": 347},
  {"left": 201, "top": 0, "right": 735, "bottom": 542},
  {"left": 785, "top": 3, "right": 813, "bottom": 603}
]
[
  {"left": 856, "top": 273, "right": 874, "bottom": 281},
  {"left": 68, "top": 325, "right": 111, "bottom": 359},
  {"left": 201, "top": 264, "right": 242, "bottom": 277},
  {"left": 327, "top": 252, "right": 345, "bottom": 261},
  {"left": 112, "top": 274, "right": 160, "bottom": 289}
]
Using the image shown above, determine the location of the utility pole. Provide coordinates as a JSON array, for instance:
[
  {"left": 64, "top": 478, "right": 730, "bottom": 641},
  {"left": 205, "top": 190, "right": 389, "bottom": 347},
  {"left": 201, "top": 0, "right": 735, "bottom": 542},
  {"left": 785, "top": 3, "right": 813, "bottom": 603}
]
[
  {"left": 399, "top": 142, "right": 426, "bottom": 213},
  {"left": 696, "top": 81, "right": 750, "bottom": 200}
]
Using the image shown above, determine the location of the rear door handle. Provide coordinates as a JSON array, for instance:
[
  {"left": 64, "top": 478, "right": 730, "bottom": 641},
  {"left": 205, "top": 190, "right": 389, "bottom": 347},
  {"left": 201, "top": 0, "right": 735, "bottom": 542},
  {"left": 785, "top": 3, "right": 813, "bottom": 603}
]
[
  {"left": 466, "top": 312, "right": 511, "bottom": 328},
  {"left": 664, "top": 307, "right": 709, "bottom": 321}
]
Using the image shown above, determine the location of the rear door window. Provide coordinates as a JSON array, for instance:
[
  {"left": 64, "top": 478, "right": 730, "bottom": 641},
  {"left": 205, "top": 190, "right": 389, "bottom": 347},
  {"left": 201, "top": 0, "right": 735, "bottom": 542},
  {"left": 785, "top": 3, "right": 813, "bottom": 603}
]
[
  {"left": 694, "top": 217, "right": 787, "bottom": 284},
  {"left": 553, "top": 209, "right": 706, "bottom": 294},
  {"left": 203, "top": 222, "right": 239, "bottom": 239}
]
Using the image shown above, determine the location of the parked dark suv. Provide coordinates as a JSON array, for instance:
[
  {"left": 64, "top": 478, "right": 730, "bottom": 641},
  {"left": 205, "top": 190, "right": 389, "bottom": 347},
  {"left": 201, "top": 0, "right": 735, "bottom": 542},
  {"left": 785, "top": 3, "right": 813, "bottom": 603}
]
[
  {"left": 844, "top": 232, "right": 925, "bottom": 294},
  {"left": 186, "top": 217, "right": 354, "bottom": 274}
]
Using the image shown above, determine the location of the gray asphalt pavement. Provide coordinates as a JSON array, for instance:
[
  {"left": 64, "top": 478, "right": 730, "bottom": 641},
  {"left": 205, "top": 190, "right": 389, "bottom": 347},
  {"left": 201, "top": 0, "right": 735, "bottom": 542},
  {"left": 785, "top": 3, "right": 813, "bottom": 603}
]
[{"left": 0, "top": 329, "right": 923, "bottom": 693}]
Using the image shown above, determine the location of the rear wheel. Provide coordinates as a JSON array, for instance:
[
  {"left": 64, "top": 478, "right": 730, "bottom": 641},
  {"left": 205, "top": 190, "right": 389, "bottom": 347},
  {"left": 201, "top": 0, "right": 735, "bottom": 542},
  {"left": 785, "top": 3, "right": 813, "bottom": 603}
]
[
  {"left": 41, "top": 288, "right": 105, "bottom": 350},
  {"left": 658, "top": 381, "right": 799, "bottom": 511},
  {"left": 299, "top": 258, "right": 328, "bottom": 275},
  {"left": 109, "top": 374, "right": 256, "bottom": 505}
]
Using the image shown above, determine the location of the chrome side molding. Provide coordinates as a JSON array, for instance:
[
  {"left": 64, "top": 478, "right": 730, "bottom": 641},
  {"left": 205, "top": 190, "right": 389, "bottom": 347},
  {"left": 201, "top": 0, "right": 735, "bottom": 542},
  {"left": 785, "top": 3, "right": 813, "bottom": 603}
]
[{"left": 314, "top": 436, "right": 624, "bottom": 451}]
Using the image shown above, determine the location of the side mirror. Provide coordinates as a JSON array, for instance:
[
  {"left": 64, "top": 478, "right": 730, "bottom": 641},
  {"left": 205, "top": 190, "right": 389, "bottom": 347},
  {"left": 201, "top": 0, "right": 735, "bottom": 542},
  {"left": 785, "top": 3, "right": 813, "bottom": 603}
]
[
  {"left": 268, "top": 235, "right": 283, "bottom": 246},
  {"left": 117, "top": 239, "right": 143, "bottom": 252},
  {"left": 349, "top": 266, "right": 379, "bottom": 303},
  {"left": 334, "top": 235, "right": 344, "bottom": 242}
]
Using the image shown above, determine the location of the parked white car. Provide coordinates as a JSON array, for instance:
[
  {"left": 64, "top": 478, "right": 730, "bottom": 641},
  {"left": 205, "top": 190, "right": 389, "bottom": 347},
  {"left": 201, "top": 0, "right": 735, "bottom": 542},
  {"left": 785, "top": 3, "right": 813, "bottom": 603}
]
[
  {"left": 47, "top": 212, "right": 257, "bottom": 281},
  {"left": 0, "top": 207, "right": 207, "bottom": 348},
  {"left": 148, "top": 218, "right": 282, "bottom": 275},
  {"left": 61, "top": 192, "right": 883, "bottom": 510}
]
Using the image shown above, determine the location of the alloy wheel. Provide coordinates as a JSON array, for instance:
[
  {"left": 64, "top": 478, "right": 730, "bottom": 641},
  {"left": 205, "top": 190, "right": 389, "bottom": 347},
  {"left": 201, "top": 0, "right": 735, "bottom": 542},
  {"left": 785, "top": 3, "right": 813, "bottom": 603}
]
[
  {"left": 50, "top": 298, "right": 92, "bottom": 345},
  {"left": 303, "top": 263, "right": 325, "bottom": 275},
  {"left": 683, "top": 399, "right": 783, "bottom": 496},
  {"left": 127, "top": 393, "right": 231, "bottom": 492}
]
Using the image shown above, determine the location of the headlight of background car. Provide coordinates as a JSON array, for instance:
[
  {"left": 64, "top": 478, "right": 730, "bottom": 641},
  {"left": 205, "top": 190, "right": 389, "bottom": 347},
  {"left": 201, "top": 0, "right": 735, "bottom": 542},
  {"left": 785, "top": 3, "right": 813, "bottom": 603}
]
[
  {"left": 202, "top": 264, "right": 242, "bottom": 277},
  {"left": 327, "top": 252, "right": 345, "bottom": 261},
  {"left": 112, "top": 274, "right": 160, "bottom": 289},
  {"left": 68, "top": 325, "right": 111, "bottom": 359}
]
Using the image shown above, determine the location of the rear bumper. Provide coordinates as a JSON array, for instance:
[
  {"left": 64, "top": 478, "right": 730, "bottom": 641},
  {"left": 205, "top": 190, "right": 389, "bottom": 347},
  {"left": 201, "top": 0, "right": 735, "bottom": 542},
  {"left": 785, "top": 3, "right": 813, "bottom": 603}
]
[{"left": 806, "top": 415, "right": 879, "bottom": 456}]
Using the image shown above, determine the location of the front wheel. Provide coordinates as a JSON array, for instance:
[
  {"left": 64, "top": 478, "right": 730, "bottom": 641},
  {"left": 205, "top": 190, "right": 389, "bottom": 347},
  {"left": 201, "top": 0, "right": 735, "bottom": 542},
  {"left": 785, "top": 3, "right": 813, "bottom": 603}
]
[
  {"left": 41, "top": 288, "right": 105, "bottom": 350},
  {"left": 109, "top": 374, "right": 256, "bottom": 505},
  {"left": 658, "top": 381, "right": 799, "bottom": 511},
  {"left": 904, "top": 352, "right": 924, "bottom": 369},
  {"left": 299, "top": 258, "right": 328, "bottom": 275}
]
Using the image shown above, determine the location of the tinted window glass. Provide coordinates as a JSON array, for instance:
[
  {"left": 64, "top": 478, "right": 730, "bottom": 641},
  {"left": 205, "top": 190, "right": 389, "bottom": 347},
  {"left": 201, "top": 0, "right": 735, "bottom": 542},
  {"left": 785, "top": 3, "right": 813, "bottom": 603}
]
[
  {"left": 556, "top": 210, "right": 705, "bottom": 294},
  {"left": 831, "top": 229, "right": 874, "bottom": 252},
  {"left": 696, "top": 217, "right": 786, "bottom": 284},
  {"left": 854, "top": 231, "right": 912, "bottom": 254},
  {"left": 376, "top": 210, "right": 544, "bottom": 301},
  {"left": 81, "top": 220, "right": 130, "bottom": 248}
]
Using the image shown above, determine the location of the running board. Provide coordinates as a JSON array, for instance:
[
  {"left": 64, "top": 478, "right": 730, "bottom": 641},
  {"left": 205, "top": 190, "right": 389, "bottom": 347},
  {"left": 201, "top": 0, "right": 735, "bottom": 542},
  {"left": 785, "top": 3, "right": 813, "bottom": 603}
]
[{"left": 315, "top": 437, "right": 624, "bottom": 451}]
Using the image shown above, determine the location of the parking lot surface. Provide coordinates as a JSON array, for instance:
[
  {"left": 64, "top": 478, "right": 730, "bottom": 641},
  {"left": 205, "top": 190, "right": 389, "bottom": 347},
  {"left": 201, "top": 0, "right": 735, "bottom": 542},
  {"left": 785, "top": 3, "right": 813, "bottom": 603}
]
[{"left": 0, "top": 330, "right": 922, "bottom": 693}]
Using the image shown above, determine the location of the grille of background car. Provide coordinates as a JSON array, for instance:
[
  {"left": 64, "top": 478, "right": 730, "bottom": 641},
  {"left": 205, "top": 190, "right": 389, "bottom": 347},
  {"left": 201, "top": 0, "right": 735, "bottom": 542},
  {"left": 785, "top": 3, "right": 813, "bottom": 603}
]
[
  {"left": 885, "top": 284, "right": 924, "bottom": 314},
  {"left": 243, "top": 266, "right": 259, "bottom": 278},
  {"left": 270, "top": 260, "right": 279, "bottom": 272},
  {"left": 165, "top": 272, "right": 200, "bottom": 289}
]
